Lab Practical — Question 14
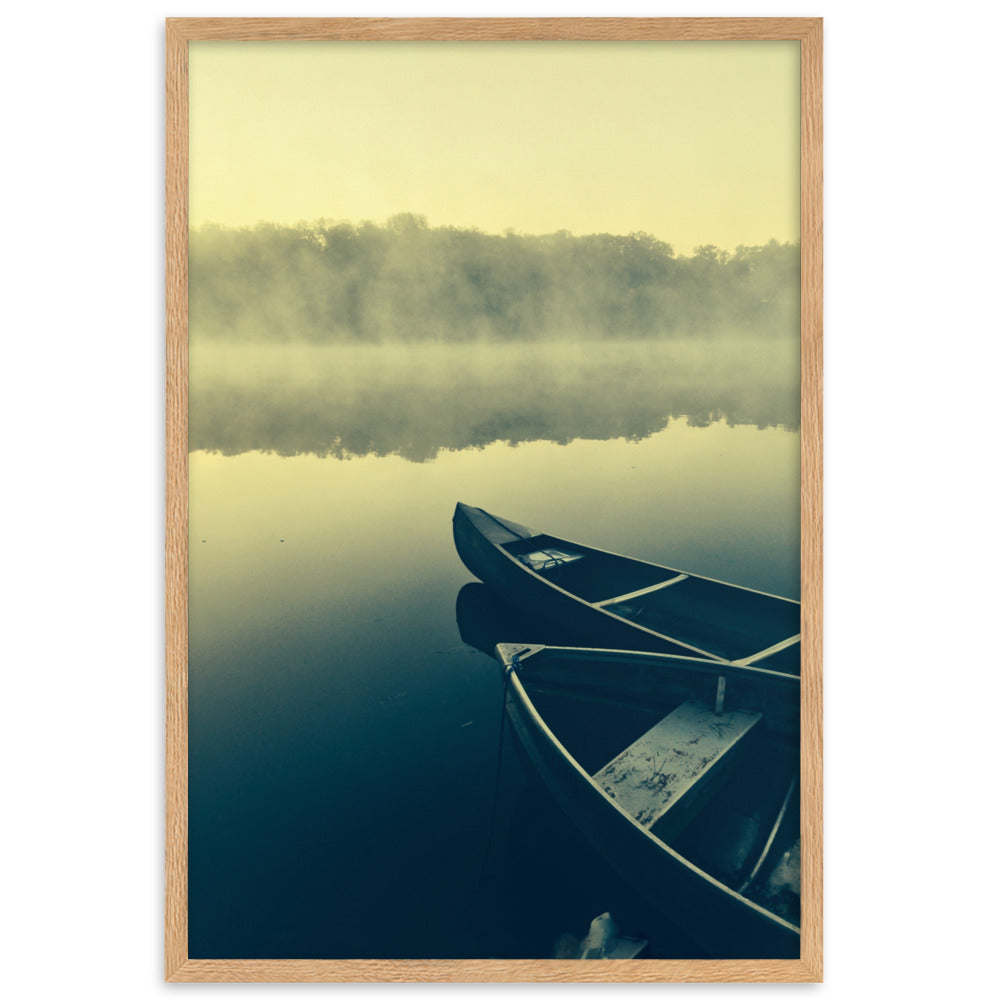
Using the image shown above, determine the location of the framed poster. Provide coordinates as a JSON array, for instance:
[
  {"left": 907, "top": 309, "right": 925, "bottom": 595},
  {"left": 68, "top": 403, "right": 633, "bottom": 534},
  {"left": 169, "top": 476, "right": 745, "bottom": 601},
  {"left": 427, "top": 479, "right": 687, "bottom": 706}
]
[{"left": 166, "top": 17, "right": 822, "bottom": 982}]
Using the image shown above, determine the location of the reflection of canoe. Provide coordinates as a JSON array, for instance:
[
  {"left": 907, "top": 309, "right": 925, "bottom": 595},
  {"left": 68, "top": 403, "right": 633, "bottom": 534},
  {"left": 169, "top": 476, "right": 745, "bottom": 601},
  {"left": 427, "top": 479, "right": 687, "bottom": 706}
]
[
  {"left": 455, "top": 582, "right": 587, "bottom": 658},
  {"left": 452, "top": 502, "right": 800, "bottom": 673},
  {"left": 455, "top": 583, "right": 536, "bottom": 657},
  {"left": 495, "top": 642, "right": 801, "bottom": 958}
]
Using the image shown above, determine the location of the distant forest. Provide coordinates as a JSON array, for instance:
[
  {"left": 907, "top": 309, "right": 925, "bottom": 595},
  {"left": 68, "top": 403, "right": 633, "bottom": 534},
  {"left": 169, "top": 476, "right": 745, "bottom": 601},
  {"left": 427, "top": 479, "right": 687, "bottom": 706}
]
[{"left": 190, "top": 215, "right": 800, "bottom": 342}]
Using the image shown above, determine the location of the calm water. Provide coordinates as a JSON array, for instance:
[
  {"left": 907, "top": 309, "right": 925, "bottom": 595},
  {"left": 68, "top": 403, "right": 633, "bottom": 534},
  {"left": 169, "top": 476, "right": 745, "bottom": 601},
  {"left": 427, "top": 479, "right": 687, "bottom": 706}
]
[{"left": 188, "top": 339, "right": 800, "bottom": 959}]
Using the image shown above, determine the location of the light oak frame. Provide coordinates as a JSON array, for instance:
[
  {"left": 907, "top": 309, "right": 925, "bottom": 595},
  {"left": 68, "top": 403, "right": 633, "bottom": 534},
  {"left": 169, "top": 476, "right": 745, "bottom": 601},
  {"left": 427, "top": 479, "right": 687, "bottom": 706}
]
[{"left": 166, "top": 16, "right": 822, "bottom": 983}]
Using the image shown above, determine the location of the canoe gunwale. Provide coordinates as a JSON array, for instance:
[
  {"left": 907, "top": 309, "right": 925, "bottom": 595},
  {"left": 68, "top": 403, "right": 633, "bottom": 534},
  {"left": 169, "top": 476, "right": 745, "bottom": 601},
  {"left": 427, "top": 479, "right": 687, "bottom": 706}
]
[{"left": 497, "top": 642, "right": 802, "bottom": 688}]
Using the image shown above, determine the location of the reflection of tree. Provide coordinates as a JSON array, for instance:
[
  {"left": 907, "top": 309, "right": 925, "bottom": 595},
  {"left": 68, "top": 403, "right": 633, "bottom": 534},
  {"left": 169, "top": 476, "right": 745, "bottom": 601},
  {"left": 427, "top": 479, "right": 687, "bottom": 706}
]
[
  {"left": 190, "top": 219, "right": 799, "bottom": 344},
  {"left": 189, "top": 340, "right": 799, "bottom": 461}
]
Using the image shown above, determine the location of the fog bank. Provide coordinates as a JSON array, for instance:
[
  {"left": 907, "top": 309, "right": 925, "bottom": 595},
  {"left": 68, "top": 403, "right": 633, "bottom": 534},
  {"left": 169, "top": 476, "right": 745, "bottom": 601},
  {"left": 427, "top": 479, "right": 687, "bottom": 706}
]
[{"left": 190, "top": 217, "right": 800, "bottom": 344}]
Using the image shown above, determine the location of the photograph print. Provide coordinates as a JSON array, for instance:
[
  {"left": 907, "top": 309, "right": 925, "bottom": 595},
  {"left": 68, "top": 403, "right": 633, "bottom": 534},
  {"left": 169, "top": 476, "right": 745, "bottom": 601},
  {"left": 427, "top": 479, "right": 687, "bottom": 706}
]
[{"left": 170, "top": 20, "right": 821, "bottom": 979}]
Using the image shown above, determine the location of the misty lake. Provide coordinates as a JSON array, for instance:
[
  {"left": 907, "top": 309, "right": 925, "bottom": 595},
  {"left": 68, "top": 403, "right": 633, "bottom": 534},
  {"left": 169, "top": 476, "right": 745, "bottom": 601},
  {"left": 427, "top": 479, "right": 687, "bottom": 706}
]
[{"left": 187, "top": 337, "right": 800, "bottom": 959}]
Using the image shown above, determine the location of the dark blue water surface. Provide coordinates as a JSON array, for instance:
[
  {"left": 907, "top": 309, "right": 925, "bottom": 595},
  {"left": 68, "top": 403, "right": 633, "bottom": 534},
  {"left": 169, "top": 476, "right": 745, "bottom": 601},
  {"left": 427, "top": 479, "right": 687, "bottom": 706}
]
[{"left": 188, "top": 340, "right": 800, "bottom": 959}]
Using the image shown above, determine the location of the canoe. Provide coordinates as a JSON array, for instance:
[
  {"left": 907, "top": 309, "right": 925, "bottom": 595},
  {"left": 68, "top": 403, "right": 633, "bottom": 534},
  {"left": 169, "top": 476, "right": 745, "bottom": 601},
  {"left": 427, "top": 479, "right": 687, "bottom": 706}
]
[
  {"left": 453, "top": 502, "right": 800, "bottom": 673},
  {"left": 495, "top": 642, "right": 801, "bottom": 958}
]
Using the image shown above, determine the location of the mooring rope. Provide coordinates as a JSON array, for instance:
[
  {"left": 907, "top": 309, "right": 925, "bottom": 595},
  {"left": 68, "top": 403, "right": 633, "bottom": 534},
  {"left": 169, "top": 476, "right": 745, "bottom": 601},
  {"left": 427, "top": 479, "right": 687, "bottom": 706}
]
[{"left": 479, "top": 653, "right": 522, "bottom": 887}]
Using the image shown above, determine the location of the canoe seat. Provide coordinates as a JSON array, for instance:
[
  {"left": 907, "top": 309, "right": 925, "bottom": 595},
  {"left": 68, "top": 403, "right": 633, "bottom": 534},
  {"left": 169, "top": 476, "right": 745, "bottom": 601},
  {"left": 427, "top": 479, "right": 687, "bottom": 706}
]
[
  {"left": 592, "top": 700, "right": 761, "bottom": 840},
  {"left": 516, "top": 547, "right": 584, "bottom": 571}
]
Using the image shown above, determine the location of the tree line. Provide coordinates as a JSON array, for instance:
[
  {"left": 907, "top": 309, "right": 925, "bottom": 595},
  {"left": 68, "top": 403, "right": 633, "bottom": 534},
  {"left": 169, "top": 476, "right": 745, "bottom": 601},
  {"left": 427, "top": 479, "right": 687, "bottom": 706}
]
[{"left": 190, "top": 215, "right": 800, "bottom": 342}]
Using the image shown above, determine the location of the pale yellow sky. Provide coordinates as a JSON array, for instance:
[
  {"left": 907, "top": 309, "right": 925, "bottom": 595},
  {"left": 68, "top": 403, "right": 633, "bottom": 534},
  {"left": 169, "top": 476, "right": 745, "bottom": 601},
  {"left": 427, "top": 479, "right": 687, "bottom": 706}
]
[{"left": 189, "top": 41, "right": 799, "bottom": 254}]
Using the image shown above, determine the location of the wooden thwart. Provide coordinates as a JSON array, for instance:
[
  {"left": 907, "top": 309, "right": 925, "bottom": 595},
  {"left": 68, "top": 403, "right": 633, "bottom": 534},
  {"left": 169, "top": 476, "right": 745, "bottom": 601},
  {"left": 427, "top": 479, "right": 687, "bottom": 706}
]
[
  {"left": 592, "top": 700, "right": 761, "bottom": 838},
  {"left": 734, "top": 634, "right": 802, "bottom": 666},
  {"left": 592, "top": 574, "right": 688, "bottom": 608}
]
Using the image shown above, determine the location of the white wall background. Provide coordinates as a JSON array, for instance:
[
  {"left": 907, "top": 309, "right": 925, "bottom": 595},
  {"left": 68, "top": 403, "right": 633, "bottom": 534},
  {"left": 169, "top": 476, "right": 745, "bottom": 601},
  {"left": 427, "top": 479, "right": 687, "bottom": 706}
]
[{"left": 3, "top": 1, "right": 997, "bottom": 994}]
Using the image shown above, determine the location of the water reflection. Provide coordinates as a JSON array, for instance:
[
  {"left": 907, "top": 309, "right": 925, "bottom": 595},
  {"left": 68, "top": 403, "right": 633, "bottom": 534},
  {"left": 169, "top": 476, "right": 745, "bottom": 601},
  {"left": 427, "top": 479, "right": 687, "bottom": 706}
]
[
  {"left": 456, "top": 582, "right": 583, "bottom": 656},
  {"left": 190, "top": 339, "right": 799, "bottom": 459}
]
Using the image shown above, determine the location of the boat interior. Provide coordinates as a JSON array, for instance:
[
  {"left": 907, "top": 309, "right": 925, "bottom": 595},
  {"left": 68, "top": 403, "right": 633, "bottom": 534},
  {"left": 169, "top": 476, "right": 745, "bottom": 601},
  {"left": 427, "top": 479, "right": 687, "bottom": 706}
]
[
  {"left": 512, "top": 649, "right": 800, "bottom": 924},
  {"left": 503, "top": 534, "right": 675, "bottom": 603},
  {"left": 502, "top": 534, "right": 800, "bottom": 665}
]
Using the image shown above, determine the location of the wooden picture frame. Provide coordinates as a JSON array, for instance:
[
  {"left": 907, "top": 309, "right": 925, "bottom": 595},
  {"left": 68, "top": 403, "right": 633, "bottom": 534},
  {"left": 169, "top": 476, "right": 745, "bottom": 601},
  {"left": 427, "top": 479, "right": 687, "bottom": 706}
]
[{"left": 166, "top": 16, "right": 822, "bottom": 983}]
